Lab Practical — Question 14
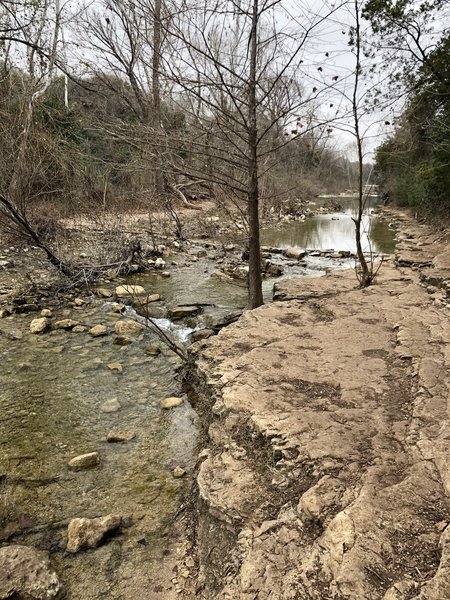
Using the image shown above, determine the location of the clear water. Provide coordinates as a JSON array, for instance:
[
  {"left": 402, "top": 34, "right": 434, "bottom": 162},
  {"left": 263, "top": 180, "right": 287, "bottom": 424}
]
[{"left": 0, "top": 199, "right": 394, "bottom": 596}]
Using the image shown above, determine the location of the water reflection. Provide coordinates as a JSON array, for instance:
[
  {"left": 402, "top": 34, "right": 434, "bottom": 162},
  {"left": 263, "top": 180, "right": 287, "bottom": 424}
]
[{"left": 262, "top": 198, "right": 395, "bottom": 254}]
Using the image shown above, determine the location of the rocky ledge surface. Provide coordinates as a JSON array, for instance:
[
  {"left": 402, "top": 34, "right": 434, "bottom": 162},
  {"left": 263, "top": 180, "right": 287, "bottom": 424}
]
[{"left": 190, "top": 212, "right": 450, "bottom": 599}]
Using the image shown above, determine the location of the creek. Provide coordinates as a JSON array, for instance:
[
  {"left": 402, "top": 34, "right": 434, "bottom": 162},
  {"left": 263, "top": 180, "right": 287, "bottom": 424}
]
[{"left": 0, "top": 198, "right": 394, "bottom": 597}]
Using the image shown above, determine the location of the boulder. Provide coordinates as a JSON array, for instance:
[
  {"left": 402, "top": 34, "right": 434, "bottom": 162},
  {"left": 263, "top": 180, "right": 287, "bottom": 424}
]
[
  {"left": 161, "top": 271, "right": 171, "bottom": 278},
  {"left": 160, "top": 396, "right": 184, "bottom": 409},
  {"left": 106, "top": 430, "right": 136, "bottom": 443},
  {"left": 285, "top": 247, "right": 306, "bottom": 260},
  {"left": 0, "top": 545, "right": 61, "bottom": 599},
  {"left": 115, "top": 285, "right": 146, "bottom": 298},
  {"left": 68, "top": 452, "right": 100, "bottom": 471},
  {"left": 74, "top": 298, "right": 84, "bottom": 307},
  {"left": 66, "top": 515, "right": 122, "bottom": 553},
  {"left": 89, "top": 325, "right": 108, "bottom": 337},
  {"left": 114, "top": 320, "right": 144, "bottom": 336},
  {"left": 40, "top": 309, "right": 52, "bottom": 318},
  {"left": 30, "top": 317, "right": 50, "bottom": 334},
  {"left": 54, "top": 319, "right": 80, "bottom": 330}
]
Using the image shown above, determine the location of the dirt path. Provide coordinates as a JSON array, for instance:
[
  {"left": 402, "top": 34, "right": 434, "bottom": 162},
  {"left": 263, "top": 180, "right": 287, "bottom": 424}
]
[{"left": 191, "top": 210, "right": 450, "bottom": 599}]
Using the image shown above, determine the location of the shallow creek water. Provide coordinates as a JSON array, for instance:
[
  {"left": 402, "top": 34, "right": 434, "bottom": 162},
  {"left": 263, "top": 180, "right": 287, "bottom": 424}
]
[{"left": 0, "top": 199, "right": 394, "bottom": 597}]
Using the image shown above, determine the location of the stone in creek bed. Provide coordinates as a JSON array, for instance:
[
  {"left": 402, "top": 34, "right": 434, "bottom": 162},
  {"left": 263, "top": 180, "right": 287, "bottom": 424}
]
[
  {"left": 96, "top": 287, "right": 113, "bottom": 298},
  {"left": 172, "top": 466, "right": 187, "bottom": 478},
  {"left": 68, "top": 452, "right": 100, "bottom": 470},
  {"left": 114, "top": 319, "right": 144, "bottom": 336},
  {"left": 168, "top": 306, "right": 201, "bottom": 320},
  {"left": 285, "top": 247, "right": 306, "bottom": 260},
  {"left": 0, "top": 545, "right": 61, "bottom": 599},
  {"left": 30, "top": 317, "right": 50, "bottom": 334},
  {"left": 107, "top": 362, "right": 123, "bottom": 373},
  {"left": 40, "top": 308, "right": 52, "bottom": 317},
  {"left": 144, "top": 343, "right": 161, "bottom": 356},
  {"left": 53, "top": 319, "right": 80, "bottom": 330},
  {"left": 160, "top": 396, "right": 184, "bottom": 409},
  {"left": 114, "top": 335, "right": 133, "bottom": 346},
  {"left": 100, "top": 398, "right": 121, "bottom": 413},
  {"left": 66, "top": 515, "right": 122, "bottom": 553},
  {"left": 72, "top": 325, "right": 86, "bottom": 333},
  {"left": 89, "top": 324, "right": 108, "bottom": 337},
  {"left": 115, "top": 284, "right": 146, "bottom": 297},
  {"left": 106, "top": 430, "right": 136, "bottom": 443}
]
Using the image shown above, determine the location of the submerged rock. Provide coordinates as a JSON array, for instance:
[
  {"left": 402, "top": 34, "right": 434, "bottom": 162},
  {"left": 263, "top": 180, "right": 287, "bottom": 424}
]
[
  {"left": 144, "top": 343, "right": 161, "bottom": 356},
  {"left": 114, "top": 320, "right": 144, "bottom": 336},
  {"left": 68, "top": 452, "right": 100, "bottom": 471},
  {"left": 89, "top": 324, "right": 108, "bottom": 337},
  {"left": 0, "top": 545, "right": 61, "bottom": 599},
  {"left": 100, "top": 398, "right": 121, "bottom": 413},
  {"left": 106, "top": 430, "right": 136, "bottom": 443},
  {"left": 54, "top": 319, "right": 80, "bottom": 330},
  {"left": 30, "top": 317, "right": 50, "bottom": 334},
  {"left": 66, "top": 515, "right": 122, "bottom": 553},
  {"left": 160, "top": 397, "right": 184, "bottom": 409},
  {"left": 172, "top": 466, "right": 187, "bottom": 478},
  {"left": 107, "top": 362, "right": 123, "bottom": 373}
]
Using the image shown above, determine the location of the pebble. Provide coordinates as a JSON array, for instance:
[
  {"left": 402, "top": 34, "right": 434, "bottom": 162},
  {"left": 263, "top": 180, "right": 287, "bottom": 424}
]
[
  {"left": 106, "top": 430, "right": 136, "bottom": 443},
  {"left": 172, "top": 466, "right": 187, "bottom": 478},
  {"left": 89, "top": 324, "right": 108, "bottom": 337},
  {"left": 30, "top": 317, "right": 50, "bottom": 334},
  {"left": 160, "top": 397, "right": 184, "bottom": 409},
  {"left": 68, "top": 452, "right": 100, "bottom": 470},
  {"left": 100, "top": 398, "right": 121, "bottom": 413},
  {"left": 108, "top": 362, "right": 123, "bottom": 373}
]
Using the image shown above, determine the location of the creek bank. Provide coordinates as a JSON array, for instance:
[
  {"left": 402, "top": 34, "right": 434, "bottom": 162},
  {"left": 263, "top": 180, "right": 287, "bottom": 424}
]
[{"left": 187, "top": 208, "right": 450, "bottom": 599}]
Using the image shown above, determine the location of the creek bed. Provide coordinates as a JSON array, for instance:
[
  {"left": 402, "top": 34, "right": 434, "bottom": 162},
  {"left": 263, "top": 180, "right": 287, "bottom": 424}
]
[{"left": 0, "top": 199, "right": 395, "bottom": 597}]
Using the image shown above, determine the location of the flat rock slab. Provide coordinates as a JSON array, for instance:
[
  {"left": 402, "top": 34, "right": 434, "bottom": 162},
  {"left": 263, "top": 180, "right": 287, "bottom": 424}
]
[
  {"left": 0, "top": 545, "right": 61, "bottom": 599},
  {"left": 194, "top": 218, "right": 450, "bottom": 600}
]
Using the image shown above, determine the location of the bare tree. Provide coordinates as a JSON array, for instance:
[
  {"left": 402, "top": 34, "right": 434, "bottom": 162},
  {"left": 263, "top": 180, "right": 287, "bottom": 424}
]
[{"left": 164, "top": 0, "right": 346, "bottom": 308}]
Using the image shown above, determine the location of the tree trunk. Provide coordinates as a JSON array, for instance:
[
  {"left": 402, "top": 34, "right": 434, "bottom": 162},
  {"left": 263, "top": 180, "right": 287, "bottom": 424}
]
[
  {"left": 247, "top": 0, "right": 263, "bottom": 309},
  {"left": 352, "top": 0, "right": 371, "bottom": 288},
  {"left": 152, "top": 0, "right": 164, "bottom": 194}
]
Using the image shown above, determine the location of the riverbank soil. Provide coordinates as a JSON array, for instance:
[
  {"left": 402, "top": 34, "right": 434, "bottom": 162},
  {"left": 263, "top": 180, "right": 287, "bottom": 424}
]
[{"left": 192, "top": 209, "right": 450, "bottom": 599}]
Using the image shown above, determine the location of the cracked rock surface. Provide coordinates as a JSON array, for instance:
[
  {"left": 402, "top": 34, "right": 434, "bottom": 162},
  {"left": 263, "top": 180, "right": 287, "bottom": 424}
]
[{"left": 192, "top": 212, "right": 450, "bottom": 599}]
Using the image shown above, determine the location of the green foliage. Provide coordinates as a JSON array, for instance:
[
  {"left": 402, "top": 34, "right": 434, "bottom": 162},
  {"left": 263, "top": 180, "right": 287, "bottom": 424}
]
[{"left": 370, "top": 0, "right": 450, "bottom": 220}]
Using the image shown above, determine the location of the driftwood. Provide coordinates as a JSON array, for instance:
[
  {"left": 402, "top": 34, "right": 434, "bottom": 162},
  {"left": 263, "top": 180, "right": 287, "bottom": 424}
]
[{"left": 0, "top": 193, "right": 143, "bottom": 283}]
